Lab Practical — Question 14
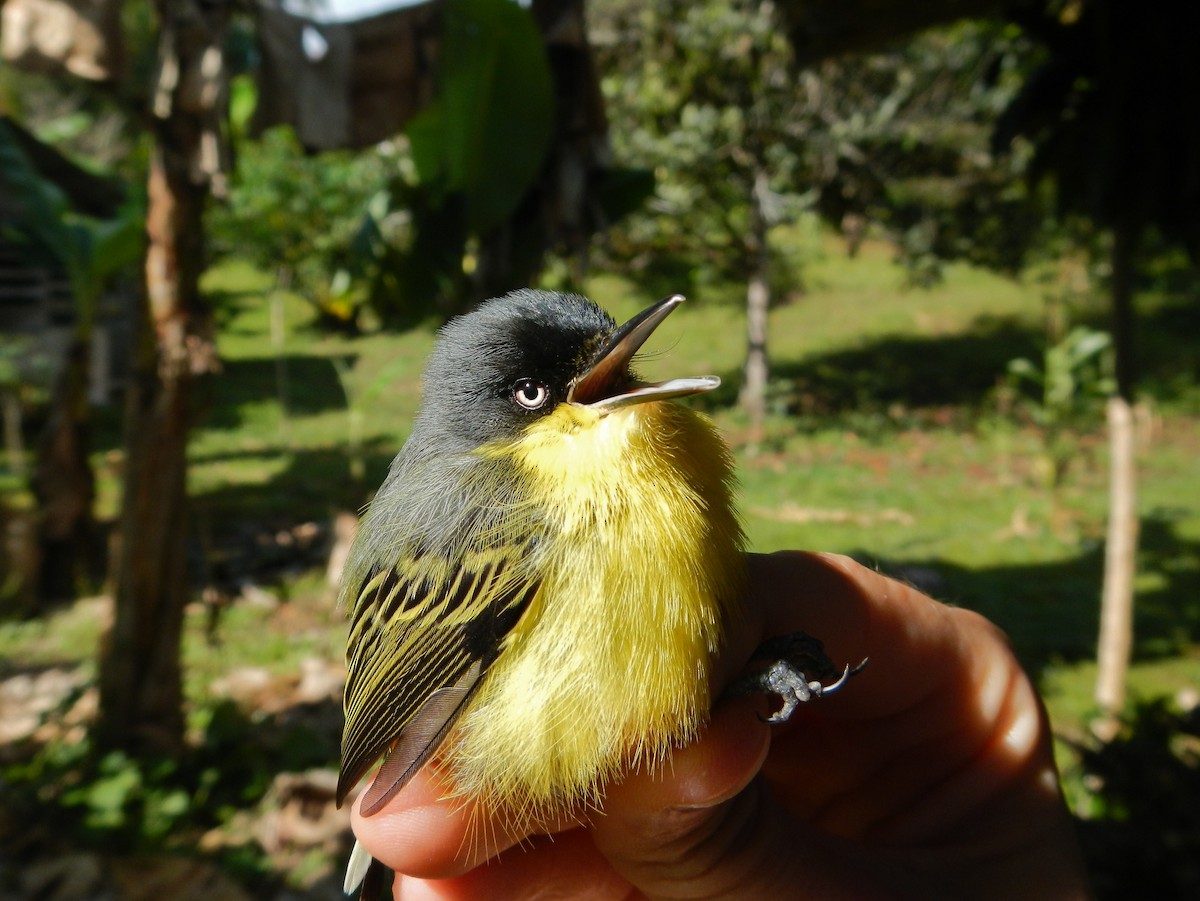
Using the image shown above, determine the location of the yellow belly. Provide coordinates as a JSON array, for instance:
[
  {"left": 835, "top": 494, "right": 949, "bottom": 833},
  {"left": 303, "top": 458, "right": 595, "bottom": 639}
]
[{"left": 446, "top": 401, "right": 744, "bottom": 826}]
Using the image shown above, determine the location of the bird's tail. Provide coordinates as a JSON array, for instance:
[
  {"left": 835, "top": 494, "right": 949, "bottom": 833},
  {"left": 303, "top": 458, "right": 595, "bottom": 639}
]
[{"left": 344, "top": 839, "right": 389, "bottom": 899}]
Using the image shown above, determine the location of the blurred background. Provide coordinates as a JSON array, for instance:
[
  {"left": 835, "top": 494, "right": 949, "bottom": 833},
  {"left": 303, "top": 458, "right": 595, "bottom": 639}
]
[{"left": 1, "top": 0, "right": 1197, "bottom": 898}]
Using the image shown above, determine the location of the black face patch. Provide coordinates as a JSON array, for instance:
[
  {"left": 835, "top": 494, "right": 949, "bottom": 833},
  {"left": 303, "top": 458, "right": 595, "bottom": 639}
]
[{"left": 411, "top": 290, "right": 616, "bottom": 449}]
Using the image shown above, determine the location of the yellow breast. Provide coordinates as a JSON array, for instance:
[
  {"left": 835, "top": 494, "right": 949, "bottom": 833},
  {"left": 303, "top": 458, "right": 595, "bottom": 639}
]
[{"left": 447, "top": 400, "right": 744, "bottom": 826}]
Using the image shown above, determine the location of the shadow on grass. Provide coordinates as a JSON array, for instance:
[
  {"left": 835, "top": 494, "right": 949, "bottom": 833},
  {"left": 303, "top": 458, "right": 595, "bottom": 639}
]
[
  {"left": 851, "top": 511, "right": 1200, "bottom": 686},
  {"left": 775, "top": 317, "right": 1039, "bottom": 414},
  {"left": 691, "top": 314, "right": 1042, "bottom": 426},
  {"left": 203, "top": 354, "right": 353, "bottom": 432},
  {"left": 693, "top": 290, "right": 1198, "bottom": 426},
  {"left": 192, "top": 441, "right": 397, "bottom": 522},
  {"left": 183, "top": 443, "right": 400, "bottom": 603}
]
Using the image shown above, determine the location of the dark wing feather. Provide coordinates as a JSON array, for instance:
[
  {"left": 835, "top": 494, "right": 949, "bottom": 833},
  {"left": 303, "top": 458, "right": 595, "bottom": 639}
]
[
  {"left": 337, "top": 543, "right": 540, "bottom": 807},
  {"left": 358, "top": 662, "right": 482, "bottom": 816}
]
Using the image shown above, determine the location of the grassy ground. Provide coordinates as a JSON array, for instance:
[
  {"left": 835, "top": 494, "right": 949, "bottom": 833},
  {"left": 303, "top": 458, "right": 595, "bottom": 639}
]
[{"left": 2, "top": 230, "right": 1198, "bottom": 894}]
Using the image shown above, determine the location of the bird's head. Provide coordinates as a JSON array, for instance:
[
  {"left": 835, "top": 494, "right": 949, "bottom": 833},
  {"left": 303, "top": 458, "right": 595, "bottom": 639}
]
[{"left": 411, "top": 289, "right": 719, "bottom": 452}]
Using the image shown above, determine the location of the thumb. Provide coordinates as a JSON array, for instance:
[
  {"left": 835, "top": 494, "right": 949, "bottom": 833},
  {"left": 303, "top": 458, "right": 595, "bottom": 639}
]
[{"left": 589, "top": 698, "right": 895, "bottom": 901}]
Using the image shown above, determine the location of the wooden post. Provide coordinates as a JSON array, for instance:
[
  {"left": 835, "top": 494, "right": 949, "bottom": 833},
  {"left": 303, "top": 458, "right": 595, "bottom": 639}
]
[
  {"left": 739, "top": 169, "right": 772, "bottom": 443},
  {"left": 1094, "top": 223, "right": 1139, "bottom": 734}
]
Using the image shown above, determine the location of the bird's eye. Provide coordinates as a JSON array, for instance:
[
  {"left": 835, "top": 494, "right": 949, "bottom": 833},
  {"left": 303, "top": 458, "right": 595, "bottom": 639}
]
[{"left": 512, "top": 378, "right": 551, "bottom": 411}]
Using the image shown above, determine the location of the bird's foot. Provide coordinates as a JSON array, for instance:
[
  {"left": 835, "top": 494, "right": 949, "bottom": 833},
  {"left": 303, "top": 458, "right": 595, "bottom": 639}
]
[{"left": 724, "top": 631, "right": 867, "bottom": 724}]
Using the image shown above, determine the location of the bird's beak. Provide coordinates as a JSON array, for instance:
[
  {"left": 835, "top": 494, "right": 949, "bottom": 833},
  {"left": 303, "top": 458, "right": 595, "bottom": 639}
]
[{"left": 567, "top": 294, "right": 720, "bottom": 412}]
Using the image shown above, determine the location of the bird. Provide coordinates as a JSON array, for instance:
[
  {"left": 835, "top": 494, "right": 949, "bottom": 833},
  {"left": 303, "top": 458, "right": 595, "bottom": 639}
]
[{"left": 336, "top": 289, "right": 857, "bottom": 898}]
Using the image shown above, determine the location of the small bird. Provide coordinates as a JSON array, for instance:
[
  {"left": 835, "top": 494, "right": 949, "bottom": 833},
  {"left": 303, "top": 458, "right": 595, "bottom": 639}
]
[{"left": 337, "top": 290, "right": 856, "bottom": 898}]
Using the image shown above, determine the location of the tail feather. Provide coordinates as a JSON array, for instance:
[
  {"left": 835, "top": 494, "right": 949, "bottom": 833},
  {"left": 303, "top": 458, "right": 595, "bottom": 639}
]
[{"left": 344, "top": 840, "right": 390, "bottom": 899}]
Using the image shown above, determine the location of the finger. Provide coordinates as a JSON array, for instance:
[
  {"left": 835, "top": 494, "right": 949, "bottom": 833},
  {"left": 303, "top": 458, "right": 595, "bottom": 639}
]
[
  {"left": 590, "top": 692, "right": 902, "bottom": 901},
  {"left": 743, "top": 552, "right": 1034, "bottom": 727},
  {"left": 348, "top": 765, "right": 491, "bottom": 880},
  {"left": 349, "top": 763, "right": 581, "bottom": 880},
  {"left": 392, "top": 828, "right": 631, "bottom": 901},
  {"left": 744, "top": 553, "right": 1074, "bottom": 857},
  {"left": 642, "top": 552, "right": 1090, "bottom": 900},
  {"left": 605, "top": 693, "right": 772, "bottom": 811},
  {"left": 362, "top": 695, "right": 772, "bottom": 897}
]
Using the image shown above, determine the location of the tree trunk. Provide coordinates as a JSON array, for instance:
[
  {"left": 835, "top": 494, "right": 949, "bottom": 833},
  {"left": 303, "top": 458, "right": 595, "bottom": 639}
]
[
  {"left": 32, "top": 337, "right": 97, "bottom": 602},
  {"left": 739, "top": 169, "right": 772, "bottom": 442},
  {"left": 1094, "top": 223, "right": 1138, "bottom": 729},
  {"left": 96, "top": 3, "right": 224, "bottom": 755},
  {"left": 99, "top": 292, "right": 194, "bottom": 752},
  {"left": 3, "top": 389, "right": 25, "bottom": 478}
]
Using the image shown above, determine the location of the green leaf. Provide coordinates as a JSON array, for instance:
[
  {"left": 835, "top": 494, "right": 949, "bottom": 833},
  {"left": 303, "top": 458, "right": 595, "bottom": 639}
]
[
  {"left": 1007, "top": 357, "right": 1041, "bottom": 383},
  {"left": 1063, "top": 327, "right": 1111, "bottom": 365},
  {"left": 406, "top": 104, "right": 446, "bottom": 188},
  {"left": 406, "top": 0, "right": 554, "bottom": 234},
  {"left": 0, "top": 120, "right": 143, "bottom": 320},
  {"left": 143, "top": 788, "right": 191, "bottom": 838},
  {"left": 0, "top": 119, "right": 71, "bottom": 254},
  {"left": 229, "top": 75, "right": 258, "bottom": 135}
]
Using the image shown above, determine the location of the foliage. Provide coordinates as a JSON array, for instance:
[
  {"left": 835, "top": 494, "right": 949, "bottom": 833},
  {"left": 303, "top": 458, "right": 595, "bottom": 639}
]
[
  {"left": 0, "top": 69, "right": 143, "bottom": 183},
  {"left": 378, "top": 0, "right": 555, "bottom": 318},
  {"left": 1068, "top": 698, "right": 1200, "bottom": 900},
  {"left": 595, "top": 0, "right": 813, "bottom": 285},
  {"left": 594, "top": 6, "right": 1047, "bottom": 285},
  {"left": 4, "top": 717, "right": 233, "bottom": 853},
  {"left": 0, "top": 120, "right": 144, "bottom": 325},
  {"left": 0, "top": 119, "right": 141, "bottom": 600},
  {"left": 406, "top": 0, "right": 553, "bottom": 236},
  {"left": 0, "top": 698, "right": 331, "bottom": 866},
  {"left": 213, "top": 0, "right": 557, "bottom": 326},
  {"left": 831, "top": 22, "right": 1048, "bottom": 281},
  {"left": 1008, "top": 326, "right": 1113, "bottom": 426},
  {"left": 208, "top": 106, "right": 396, "bottom": 329},
  {"left": 1007, "top": 322, "right": 1113, "bottom": 486}
]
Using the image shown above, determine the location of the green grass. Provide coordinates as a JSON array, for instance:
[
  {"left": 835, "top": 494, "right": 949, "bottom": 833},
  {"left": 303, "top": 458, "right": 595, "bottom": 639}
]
[{"left": 0, "top": 596, "right": 106, "bottom": 675}]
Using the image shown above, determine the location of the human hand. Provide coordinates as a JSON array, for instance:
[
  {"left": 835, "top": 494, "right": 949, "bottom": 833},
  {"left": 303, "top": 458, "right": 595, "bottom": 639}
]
[{"left": 349, "top": 551, "right": 1092, "bottom": 900}]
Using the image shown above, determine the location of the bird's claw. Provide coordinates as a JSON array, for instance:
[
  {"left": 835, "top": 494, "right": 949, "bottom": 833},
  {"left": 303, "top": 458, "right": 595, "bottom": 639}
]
[
  {"left": 756, "top": 659, "right": 864, "bottom": 723},
  {"left": 724, "top": 631, "right": 867, "bottom": 724}
]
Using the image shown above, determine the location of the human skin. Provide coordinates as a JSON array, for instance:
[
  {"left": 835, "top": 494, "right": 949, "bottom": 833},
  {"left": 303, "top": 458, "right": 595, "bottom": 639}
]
[{"left": 349, "top": 551, "right": 1093, "bottom": 900}]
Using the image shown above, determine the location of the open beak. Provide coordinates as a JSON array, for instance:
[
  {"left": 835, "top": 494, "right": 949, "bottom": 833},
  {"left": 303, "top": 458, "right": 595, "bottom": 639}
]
[{"left": 567, "top": 294, "right": 720, "bottom": 412}]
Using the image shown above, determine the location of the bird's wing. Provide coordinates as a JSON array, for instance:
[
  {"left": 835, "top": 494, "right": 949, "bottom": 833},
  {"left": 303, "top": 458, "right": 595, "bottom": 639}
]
[{"left": 337, "top": 542, "right": 540, "bottom": 813}]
